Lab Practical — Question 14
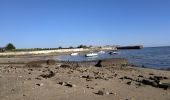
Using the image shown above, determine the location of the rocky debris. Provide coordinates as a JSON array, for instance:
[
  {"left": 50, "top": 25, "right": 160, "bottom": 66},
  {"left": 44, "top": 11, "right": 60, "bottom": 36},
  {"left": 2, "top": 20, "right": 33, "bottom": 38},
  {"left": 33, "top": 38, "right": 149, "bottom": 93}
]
[
  {"left": 36, "top": 83, "right": 44, "bottom": 86},
  {"left": 138, "top": 75, "right": 144, "bottom": 78},
  {"left": 81, "top": 75, "right": 94, "bottom": 81},
  {"left": 65, "top": 83, "right": 77, "bottom": 88},
  {"left": 158, "top": 83, "right": 170, "bottom": 90},
  {"left": 46, "top": 59, "right": 56, "bottom": 65},
  {"left": 60, "top": 64, "right": 71, "bottom": 68},
  {"left": 86, "top": 85, "right": 94, "bottom": 89},
  {"left": 23, "top": 94, "right": 26, "bottom": 97},
  {"left": 96, "top": 90, "right": 113, "bottom": 96},
  {"left": 119, "top": 76, "right": 133, "bottom": 81},
  {"left": 95, "top": 58, "right": 128, "bottom": 67},
  {"left": 150, "top": 76, "right": 168, "bottom": 81},
  {"left": 35, "top": 77, "right": 41, "bottom": 80},
  {"left": 126, "top": 81, "right": 132, "bottom": 85},
  {"left": 58, "top": 82, "right": 66, "bottom": 86},
  {"left": 58, "top": 82, "right": 76, "bottom": 88},
  {"left": 11, "top": 89, "right": 15, "bottom": 92},
  {"left": 119, "top": 75, "right": 170, "bottom": 90},
  {"left": 139, "top": 75, "right": 170, "bottom": 90},
  {"left": 39, "top": 71, "right": 55, "bottom": 79},
  {"left": 141, "top": 79, "right": 158, "bottom": 87},
  {"left": 97, "top": 90, "right": 104, "bottom": 95}
]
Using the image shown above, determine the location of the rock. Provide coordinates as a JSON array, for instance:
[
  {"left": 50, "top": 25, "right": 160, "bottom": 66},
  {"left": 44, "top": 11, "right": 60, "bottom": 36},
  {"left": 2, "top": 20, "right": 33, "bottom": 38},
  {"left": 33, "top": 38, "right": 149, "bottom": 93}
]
[
  {"left": 58, "top": 82, "right": 76, "bottom": 88},
  {"left": 95, "top": 58, "right": 128, "bottom": 67},
  {"left": 138, "top": 75, "right": 144, "bottom": 78},
  {"left": 105, "top": 91, "right": 110, "bottom": 95},
  {"left": 35, "top": 77, "right": 41, "bottom": 80},
  {"left": 119, "top": 76, "right": 133, "bottom": 80},
  {"left": 40, "top": 71, "right": 55, "bottom": 79},
  {"left": 158, "top": 83, "right": 170, "bottom": 90},
  {"left": 90, "top": 87, "right": 94, "bottom": 89},
  {"left": 11, "top": 89, "right": 15, "bottom": 92},
  {"left": 141, "top": 79, "right": 158, "bottom": 87},
  {"left": 58, "top": 82, "right": 66, "bottom": 86},
  {"left": 65, "top": 83, "right": 76, "bottom": 88},
  {"left": 36, "top": 83, "right": 44, "bottom": 86},
  {"left": 60, "top": 64, "right": 71, "bottom": 68},
  {"left": 153, "top": 76, "right": 168, "bottom": 80},
  {"left": 127, "top": 81, "right": 132, "bottom": 85},
  {"left": 97, "top": 90, "right": 104, "bottom": 95},
  {"left": 81, "top": 75, "right": 94, "bottom": 81}
]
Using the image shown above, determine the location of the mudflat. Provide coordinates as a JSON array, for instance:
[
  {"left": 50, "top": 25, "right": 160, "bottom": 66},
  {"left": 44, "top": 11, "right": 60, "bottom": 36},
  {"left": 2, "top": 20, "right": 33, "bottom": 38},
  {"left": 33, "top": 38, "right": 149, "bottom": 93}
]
[{"left": 0, "top": 59, "right": 170, "bottom": 100}]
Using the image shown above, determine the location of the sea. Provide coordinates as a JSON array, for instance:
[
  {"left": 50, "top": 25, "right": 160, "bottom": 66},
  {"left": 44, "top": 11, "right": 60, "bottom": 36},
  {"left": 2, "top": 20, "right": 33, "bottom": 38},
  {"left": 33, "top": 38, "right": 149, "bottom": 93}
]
[{"left": 56, "top": 46, "right": 170, "bottom": 70}]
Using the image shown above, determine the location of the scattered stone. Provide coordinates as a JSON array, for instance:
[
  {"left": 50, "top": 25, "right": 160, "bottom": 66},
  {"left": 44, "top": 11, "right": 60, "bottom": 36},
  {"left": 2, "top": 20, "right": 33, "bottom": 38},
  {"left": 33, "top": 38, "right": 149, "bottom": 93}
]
[
  {"left": 40, "top": 71, "right": 55, "bottom": 79},
  {"left": 153, "top": 76, "right": 168, "bottom": 80},
  {"left": 36, "top": 83, "right": 44, "bottom": 86},
  {"left": 97, "top": 90, "right": 104, "bottom": 95},
  {"left": 58, "top": 82, "right": 76, "bottom": 88},
  {"left": 114, "top": 74, "right": 118, "bottom": 77},
  {"left": 11, "top": 89, "right": 15, "bottom": 92},
  {"left": 35, "top": 77, "right": 41, "bottom": 80},
  {"left": 141, "top": 79, "right": 158, "bottom": 87},
  {"left": 60, "top": 64, "right": 71, "bottom": 68},
  {"left": 58, "top": 82, "right": 66, "bottom": 86},
  {"left": 90, "top": 87, "right": 94, "bottom": 89},
  {"left": 158, "top": 83, "right": 170, "bottom": 90},
  {"left": 119, "top": 76, "right": 133, "bottom": 80},
  {"left": 138, "top": 75, "right": 144, "bottom": 78},
  {"left": 81, "top": 75, "right": 94, "bottom": 81},
  {"left": 127, "top": 81, "right": 132, "bottom": 85},
  {"left": 105, "top": 91, "right": 110, "bottom": 95}
]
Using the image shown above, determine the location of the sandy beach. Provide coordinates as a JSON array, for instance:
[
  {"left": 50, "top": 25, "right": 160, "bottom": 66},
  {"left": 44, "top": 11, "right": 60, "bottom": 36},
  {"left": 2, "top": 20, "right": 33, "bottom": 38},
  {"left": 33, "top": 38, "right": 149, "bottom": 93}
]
[{"left": 0, "top": 57, "right": 170, "bottom": 100}]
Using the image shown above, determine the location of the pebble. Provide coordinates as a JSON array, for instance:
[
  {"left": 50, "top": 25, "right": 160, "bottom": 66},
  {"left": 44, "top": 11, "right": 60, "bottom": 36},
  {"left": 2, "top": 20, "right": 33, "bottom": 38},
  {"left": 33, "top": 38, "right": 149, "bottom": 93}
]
[
  {"left": 36, "top": 83, "right": 44, "bottom": 86},
  {"left": 97, "top": 90, "right": 104, "bottom": 95}
]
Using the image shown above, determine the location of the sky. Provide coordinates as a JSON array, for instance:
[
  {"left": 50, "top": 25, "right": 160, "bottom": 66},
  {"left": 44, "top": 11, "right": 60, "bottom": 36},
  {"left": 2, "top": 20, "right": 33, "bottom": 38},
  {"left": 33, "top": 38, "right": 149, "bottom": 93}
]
[{"left": 0, "top": 0, "right": 170, "bottom": 48}]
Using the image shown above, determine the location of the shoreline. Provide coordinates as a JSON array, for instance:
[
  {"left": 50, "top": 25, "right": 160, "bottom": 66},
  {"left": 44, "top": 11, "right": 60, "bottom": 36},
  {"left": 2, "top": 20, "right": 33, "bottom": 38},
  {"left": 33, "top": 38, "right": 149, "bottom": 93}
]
[
  {"left": 0, "top": 56, "right": 170, "bottom": 71},
  {"left": 0, "top": 59, "right": 170, "bottom": 100}
]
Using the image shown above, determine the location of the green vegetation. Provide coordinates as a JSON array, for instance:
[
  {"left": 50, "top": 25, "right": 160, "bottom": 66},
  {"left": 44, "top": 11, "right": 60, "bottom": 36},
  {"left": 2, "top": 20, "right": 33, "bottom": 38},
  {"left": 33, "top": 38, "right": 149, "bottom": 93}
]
[
  {"left": 77, "top": 45, "right": 88, "bottom": 48},
  {"left": 58, "top": 46, "right": 62, "bottom": 49},
  {"left": 5, "top": 43, "right": 16, "bottom": 51}
]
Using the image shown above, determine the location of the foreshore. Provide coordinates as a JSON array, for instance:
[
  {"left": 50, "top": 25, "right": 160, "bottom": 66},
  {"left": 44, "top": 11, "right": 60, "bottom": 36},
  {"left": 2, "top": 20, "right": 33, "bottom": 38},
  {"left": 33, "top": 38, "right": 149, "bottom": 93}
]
[{"left": 0, "top": 56, "right": 170, "bottom": 100}]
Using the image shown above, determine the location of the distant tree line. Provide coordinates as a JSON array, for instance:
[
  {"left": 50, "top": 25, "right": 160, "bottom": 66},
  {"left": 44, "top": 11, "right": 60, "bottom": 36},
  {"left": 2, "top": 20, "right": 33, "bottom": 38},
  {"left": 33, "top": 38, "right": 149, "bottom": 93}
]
[{"left": 1, "top": 43, "right": 91, "bottom": 52}]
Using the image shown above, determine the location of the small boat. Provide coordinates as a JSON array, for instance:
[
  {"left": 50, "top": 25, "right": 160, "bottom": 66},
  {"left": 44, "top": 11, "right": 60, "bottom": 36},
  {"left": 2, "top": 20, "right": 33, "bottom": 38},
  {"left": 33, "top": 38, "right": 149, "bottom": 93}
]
[
  {"left": 85, "top": 53, "right": 98, "bottom": 57},
  {"left": 71, "top": 53, "right": 78, "bottom": 56},
  {"left": 98, "top": 51, "right": 105, "bottom": 54},
  {"left": 109, "top": 51, "right": 119, "bottom": 55}
]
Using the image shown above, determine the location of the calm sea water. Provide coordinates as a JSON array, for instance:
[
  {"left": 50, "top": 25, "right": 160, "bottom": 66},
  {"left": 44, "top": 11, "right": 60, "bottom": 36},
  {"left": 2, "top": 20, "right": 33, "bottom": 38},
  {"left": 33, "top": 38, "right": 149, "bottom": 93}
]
[{"left": 56, "top": 47, "right": 170, "bottom": 69}]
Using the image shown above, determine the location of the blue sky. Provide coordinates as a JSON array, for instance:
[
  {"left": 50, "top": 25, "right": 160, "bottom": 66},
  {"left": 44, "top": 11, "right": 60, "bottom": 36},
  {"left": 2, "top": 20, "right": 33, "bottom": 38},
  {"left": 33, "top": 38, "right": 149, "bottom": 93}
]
[{"left": 0, "top": 0, "right": 170, "bottom": 48}]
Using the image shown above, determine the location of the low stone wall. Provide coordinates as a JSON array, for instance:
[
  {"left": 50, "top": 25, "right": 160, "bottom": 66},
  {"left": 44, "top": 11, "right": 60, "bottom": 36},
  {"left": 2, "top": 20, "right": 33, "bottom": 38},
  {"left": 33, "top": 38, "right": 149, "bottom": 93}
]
[{"left": 95, "top": 58, "right": 128, "bottom": 67}]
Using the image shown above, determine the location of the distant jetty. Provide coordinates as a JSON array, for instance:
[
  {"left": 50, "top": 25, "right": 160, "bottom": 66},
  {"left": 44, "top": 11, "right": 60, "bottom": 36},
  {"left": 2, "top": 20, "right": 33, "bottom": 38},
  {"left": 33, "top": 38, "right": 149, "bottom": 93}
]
[{"left": 117, "top": 45, "right": 143, "bottom": 50}]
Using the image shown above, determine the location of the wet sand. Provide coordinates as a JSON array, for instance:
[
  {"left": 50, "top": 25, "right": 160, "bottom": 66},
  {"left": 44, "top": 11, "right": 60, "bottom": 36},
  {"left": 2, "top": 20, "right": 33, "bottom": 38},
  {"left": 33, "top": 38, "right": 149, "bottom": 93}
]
[{"left": 0, "top": 57, "right": 170, "bottom": 100}]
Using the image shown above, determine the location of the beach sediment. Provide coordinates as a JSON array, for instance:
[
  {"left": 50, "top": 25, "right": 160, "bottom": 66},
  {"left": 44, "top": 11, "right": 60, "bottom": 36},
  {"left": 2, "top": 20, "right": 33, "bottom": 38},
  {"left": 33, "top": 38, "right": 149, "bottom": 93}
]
[{"left": 0, "top": 57, "right": 170, "bottom": 100}]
